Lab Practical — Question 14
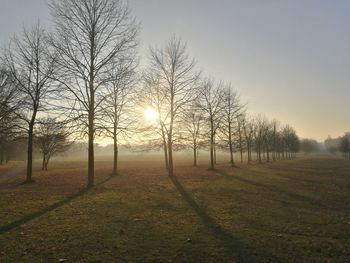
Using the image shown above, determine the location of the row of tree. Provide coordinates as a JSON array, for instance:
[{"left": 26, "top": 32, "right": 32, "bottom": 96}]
[
  {"left": 0, "top": 0, "right": 300, "bottom": 188},
  {"left": 138, "top": 37, "right": 300, "bottom": 173}
]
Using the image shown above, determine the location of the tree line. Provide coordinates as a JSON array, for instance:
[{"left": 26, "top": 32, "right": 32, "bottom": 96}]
[{"left": 0, "top": 0, "right": 300, "bottom": 187}]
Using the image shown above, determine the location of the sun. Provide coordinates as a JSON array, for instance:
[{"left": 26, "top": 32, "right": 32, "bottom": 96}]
[{"left": 144, "top": 108, "right": 158, "bottom": 122}]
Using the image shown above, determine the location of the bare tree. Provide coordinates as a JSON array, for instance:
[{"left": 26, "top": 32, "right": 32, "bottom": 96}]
[
  {"left": 0, "top": 68, "right": 17, "bottom": 164},
  {"left": 197, "top": 78, "right": 225, "bottom": 170},
  {"left": 2, "top": 23, "right": 57, "bottom": 182},
  {"left": 138, "top": 74, "right": 169, "bottom": 169},
  {"left": 102, "top": 57, "right": 138, "bottom": 175},
  {"left": 36, "top": 118, "right": 72, "bottom": 170},
  {"left": 144, "top": 36, "right": 199, "bottom": 177},
  {"left": 50, "top": 0, "right": 138, "bottom": 187},
  {"left": 236, "top": 115, "right": 246, "bottom": 163},
  {"left": 180, "top": 104, "right": 204, "bottom": 166},
  {"left": 241, "top": 115, "right": 254, "bottom": 164},
  {"left": 221, "top": 83, "right": 243, "bottom": 167}
]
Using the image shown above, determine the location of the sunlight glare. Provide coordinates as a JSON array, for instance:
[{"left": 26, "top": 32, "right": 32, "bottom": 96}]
[{"left": 144, "top": 108, "right": 158, "bottom": 122}]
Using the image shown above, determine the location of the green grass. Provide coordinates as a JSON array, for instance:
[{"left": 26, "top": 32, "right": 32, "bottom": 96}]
[{"left": 0, "top": 156, "right": 350, "bottom": 262}]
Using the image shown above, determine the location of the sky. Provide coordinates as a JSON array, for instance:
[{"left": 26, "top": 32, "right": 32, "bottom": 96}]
[{"left": 0, "top": 0, "right": 349, "bottom": 141}]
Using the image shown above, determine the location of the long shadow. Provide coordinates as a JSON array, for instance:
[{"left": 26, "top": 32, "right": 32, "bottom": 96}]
[
  {"left": 216, "top": 170, "right": 327, "bottom": 208},
  {"left": 0, "top": 175, "right": 114, "bottom": 235},
  {"left": 168, "top": 175, "right": 280, "bottom": 262}
]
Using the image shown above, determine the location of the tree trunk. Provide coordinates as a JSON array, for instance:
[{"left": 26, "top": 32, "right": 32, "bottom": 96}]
[
  {"left": 238, "top": 122, "right": 243, "bottom": 163},
  {"left": 214, "top": 140, "right": 217, "bottom": 165},
  {"left": 87, "top": 100, "right": 95, "bottom": 188},
  {"left": 258, "top": 145, "right": 262, "bottom": 163},
  {"left": 42, "top": 155, "right": 46, "bottom": 170},
  {"left": 0, "top": 149, "right": 3, "bottom": 165},
  {"left": 240, "top": 147, "right": 243, "bottom": 163},
  {"left": 161, "top": 127, "right": 169, "bottom": 170},
  {"left": 26, "top": 122, "right": 35, "bottom": 183},
  {"left": 273, "top": 126, "right": 276, "bottom": 161},
  {"left": 229, "top": 142, "right": 234, "bottom": 167},
  {"left": 228, "top": 123, "right": 235, "bottom": 167},
  {"left": 168, "top": 136, "right": 173, "bottom": 177},
  {"left": 168, "top": 91, "right": 174, "bottom": 178},
  {"left": 88, "top": 118, "right": 94, "bottom": 187},
  {"left": 163, "top": 139, "right": 169, "bottom": 169},
  {"left": 247, "top": 142, "right": 251, "bottom": 164},
  {"left": 193, "top": 142, "right": 197, "bottom": 167},
  {"left": 209, "top": 120, "right": 215, "bottom": 170},
  {"left": 44, "top": 156, "right": 50, "bottom": 171},
  {"left": 113, "top": 124, "right": 118, "bottom": 176},
  {"left": 87, "top": 25, "right": 96, "bottom": 188},
  {"left": 113, "top": 137, "right": 118, "bottom": 176}
]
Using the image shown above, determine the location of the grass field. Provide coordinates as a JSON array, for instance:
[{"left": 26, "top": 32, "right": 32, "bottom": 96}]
[
  {"left": 0, "top": 155, "right": 350, "bottom": 262},
  {"left": 0, "top": 161, "right": 23, "bottom": 176}
]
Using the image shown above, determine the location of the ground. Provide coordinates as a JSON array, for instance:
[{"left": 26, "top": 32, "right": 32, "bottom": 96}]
[{"left": 0, "top": 155, "right": 350, "bottom": 262}]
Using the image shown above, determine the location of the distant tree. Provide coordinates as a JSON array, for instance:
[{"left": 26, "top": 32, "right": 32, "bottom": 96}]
[
  {"left": 241, "top": 115, "right": 254, "bottom": 164},
  {"left": 324, "top": 136, "right": 340, "bottom": 155},
  {"left": 50, "top": 0, "right": 139, "bottom": 187},
  {"left": 2, "top": 23, "right": 57, "bottom": 182},
  {"left": 197, "top": 78, "right": 225, "bottom": 169},
  {"left": 36, "top": 118, "right": 72, "bottom": 170},
  {"left": 300, "top": 138, "right": 320, "bottom": 155},
  {"left": 271, "top": 119, "right": 280, "bottom": 161},
  {"left": 252, "top": 115, "right": 267, "bottom": 163},
  {"left": 339, "top": 133, "right": 350, "bottom": 160},
  {"left": 287, "top": 129, "right": 300, "bottom": 157},
  {"left": 263, "top": 123, "right": 272, "bottom": 162},
  {"left": 281, "top": 125, "right": 299, "bottom": 159},
  {"left": 244, "top": 116, "right": 299, "bottom": 163},
  {"left": 143, "top": 36, "right": 200, "bottom": 177},
  {"left": 236, "top": 115, "right": 246, "bottom": 163}
]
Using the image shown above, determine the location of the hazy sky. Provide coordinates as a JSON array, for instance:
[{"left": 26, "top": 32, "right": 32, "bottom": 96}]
[{"left": 0, "top": 0, "right": 349, "bottom": 141}]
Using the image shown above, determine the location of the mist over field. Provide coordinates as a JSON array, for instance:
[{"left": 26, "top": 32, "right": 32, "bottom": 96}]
[{"left": 0, "top": 0, "right": 349, "bottom": 262}]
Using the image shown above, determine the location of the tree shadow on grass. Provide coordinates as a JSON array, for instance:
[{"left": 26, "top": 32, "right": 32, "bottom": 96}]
[
  {"left": 0, "top": 175, "right": 114, "bottom": 235},
  {"left": 216, "top": 170, "right": 327, "bottom": 209},
  {"left": 168, "top": 175, "right": 274, "bottom": 262}
]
